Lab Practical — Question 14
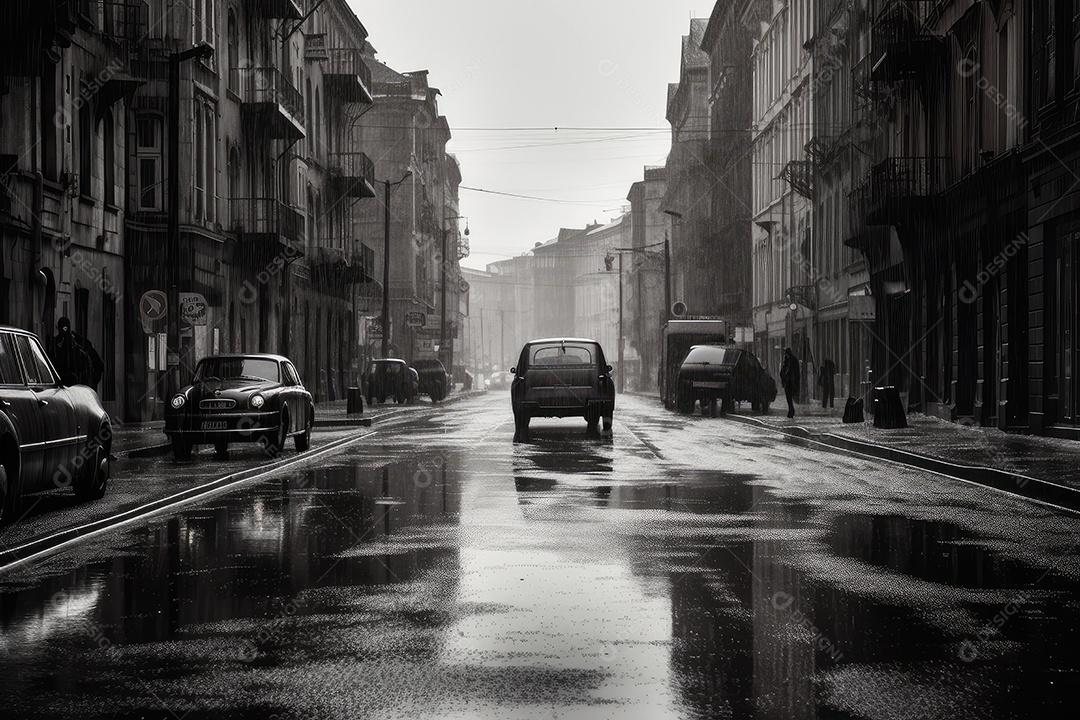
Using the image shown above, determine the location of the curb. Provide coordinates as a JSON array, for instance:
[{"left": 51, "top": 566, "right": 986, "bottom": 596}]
[
  {"left": 0, "top": 430, "right": 379, "bottom": 574},
  {"left": 724, "top": 413, "right": 1080, "bottom": 513}
]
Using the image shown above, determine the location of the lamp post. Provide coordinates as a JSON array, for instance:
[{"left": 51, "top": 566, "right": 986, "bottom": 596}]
[
  {"left": 440, "top": 215, "right": 468, "bottom": 371},
  {"left": 380, "top": 170, "right": 412, "bottom": 358},
  {"left": 167, "top": 43, "right": 214, "bottom": 400}
]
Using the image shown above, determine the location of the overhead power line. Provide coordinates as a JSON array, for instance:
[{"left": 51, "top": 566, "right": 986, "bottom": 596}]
[{"left": 459, "top": 186, "right": 624, "bottom": 205}]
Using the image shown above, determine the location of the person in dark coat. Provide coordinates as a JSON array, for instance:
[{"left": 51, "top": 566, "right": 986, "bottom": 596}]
[
  {"left": 50, "top": 317, "right": 104, "bottom": 389},
  {"left": 818, "top": 358, "right": 836, "bottom": 409},
  {"left": 780, "top": 347, "right": 800, "bottom": 418}
]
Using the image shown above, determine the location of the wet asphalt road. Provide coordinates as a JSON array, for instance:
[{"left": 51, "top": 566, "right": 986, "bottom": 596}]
[{"left": 1, "top": 392, "right": 1079, "bottom": 719}]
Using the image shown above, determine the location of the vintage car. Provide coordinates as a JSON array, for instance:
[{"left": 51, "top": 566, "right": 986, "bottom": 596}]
[
  {"left": 487, "top": 370, "right": 510, "bottom": 391},
  {"left": 165, "top": 354, "right": 314, "bottom": 460},
  {"left": 0, "top": 326, "right": 110, "bottom": 523},
  {"left": 510, "top": 338, "right": 615, "bottom": 439},
  {"left": 675, "top": 345, "right": 777, "bottom": 416},
  {"left": 365, "top": 358, "right": 416, "bottom": 405},
  {"left": 412, "top": 357, "right": 451, "bottom": 402}
]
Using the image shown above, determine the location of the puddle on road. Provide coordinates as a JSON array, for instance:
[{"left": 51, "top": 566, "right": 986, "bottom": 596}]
[{"left": 0, "top": 446, "right": 1078, "bottom": 719}]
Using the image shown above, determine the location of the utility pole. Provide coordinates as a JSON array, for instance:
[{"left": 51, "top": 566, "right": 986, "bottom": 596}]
[
  {"left": 380, "top": 172, "right": 412, "bottom": 358},
  {"left": 618, "top": 251, "right": 624, "bottom": 392},
  {"left": 166, "top": 44, "right": 213, "bottom": 400},
  {"left": 665, "top": 232, "right": 672, "bottom": 320}
]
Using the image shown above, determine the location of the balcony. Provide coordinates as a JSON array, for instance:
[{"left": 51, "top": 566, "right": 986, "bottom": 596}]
[
  {"left": 870, "top": 0, "right": 945, "bottom": 82},
  {"left": 309, "top": 244, "right": 377, "bottom": 293},
  {"left": 253, "top": 0, "right": 303, "bottom": 20},
  {"left": 779, "top": 160, "right": 813, "bottom": 199},
  {"left": 232, "top": 67, "right": 305, "bottom": 141},
  {"left": 323, "top": 49, "right": 373, "bottom": 104},
  {"left": 855, "top": 157, "right": 948, "bottom": 225},
  {"left": 328, "top": 152, "right": 376, "bottom": 199},
  {"left": 230, "top": 199, "right": 305, "bottom": 266}
]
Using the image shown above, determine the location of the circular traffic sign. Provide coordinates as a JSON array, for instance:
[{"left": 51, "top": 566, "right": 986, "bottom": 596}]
[{"left": 140, "top": 290, "right": 168, "bottom": 322}]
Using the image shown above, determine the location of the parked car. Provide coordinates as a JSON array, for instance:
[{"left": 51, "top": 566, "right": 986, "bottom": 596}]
[
  {"left": 675, "top": 345, "right": 776, "bottom": 416},
  {"left": 488, "top": 370, "right": 510, "bottom": 391},
  {"left": 510, "top": 338, "right": 615, "bottom": 438},
  {"left": 365, "top": 358, "right": 415, "bottom": 405},
  {"left": 0, "top": 326, "right": 111, "bottom": 522},
  {"left": 165, "top": 354, "right": 314, "bottom": 460},
  {"left": 412, "top": 357, "right": 452, "bottom": 402}
]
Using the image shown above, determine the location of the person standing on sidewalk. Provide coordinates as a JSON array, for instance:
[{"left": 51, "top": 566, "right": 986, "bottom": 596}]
[
  {"left": 50, "top": 317, "right": 103, "bottom": 389},
  {"left": 818, "top": 358, "right": 836, "bottom": 409},
  {"left": 780, "top": 347, "right": 800, "bottom": 418}
]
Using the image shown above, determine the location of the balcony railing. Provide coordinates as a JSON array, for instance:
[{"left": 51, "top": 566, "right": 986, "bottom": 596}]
[
  {"left": 230, "top": 198, "right": 305, "bottom": 264},
  {"left": 857, "top": 156, "right": 949, "bottom": 225},
  {"left": 232, "top": 67, "right": 305, "bottom": 140},
  {"left": 870, "top": 0, "right": 944, "bottom": 82},
  {"left": 328, "top": 152, "right": 376, "bottom": 199},
  {"left": 254, "top": 0, "right": 303, "bottom": 20},
  {"left": 324, "top": 49, "right": 373, "bottom": 104},
  {"left": 100, "top": 0, "right": 148, "bottom": 45},
  {"left": 309, "top": 244, "right": 376, "bottom": 289}
]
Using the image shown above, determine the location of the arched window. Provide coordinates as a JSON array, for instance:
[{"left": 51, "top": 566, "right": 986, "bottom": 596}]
[{"left": 314, "top": 87, "right": 322, "bottom": 159}]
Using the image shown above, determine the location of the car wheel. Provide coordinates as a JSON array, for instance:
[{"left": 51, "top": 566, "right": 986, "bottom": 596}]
[
  {"left": 585, "top": 409, "right": 600, "bottom": 436},
  {"left": 74, "top": 429, "right": 110, "bottom": 502},
  {"left": 377, "top": 393, "right": 386, "bottom": 404},
  {"left": 266, "top": 409, "right": 290, "bottom": 458},
  {"left": 171, "top": 436, "right": 193, "bottom": 460},
  {"left": 295, "top": 408, "right": 313, "bottom": 452},
  {"left": 367, "top": 393, "right": 374, "bottom": 406},
  {"left": 214, "top": 441, "right": 229, "bottom": 457},
  {"left": 0, "top": 453, "right": 17, "bottom": 526},
  {"left": 513, "top": 410, "right": 530, "bottom": 441},
  {"left": 676, "top": 392, "right": 694, "bottom": 415}
]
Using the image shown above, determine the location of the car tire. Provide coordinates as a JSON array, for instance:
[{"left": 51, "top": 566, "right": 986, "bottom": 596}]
[
  {"left": 266, "top": 409, "right": 290, "bottom": 458},
  {"left": 367, "top": 393, "right": 374, "bottom": 407},
  {"left": 585, "top": 409, "right": 600, "bottom": 436},
  {"left": 214, "top": 441, "right": 229, "bottom": 457},
  {"left": 0, "top": 454, "right": 17, "bottom": 526},
  {"left": 171, "top": 436, "right": 193, "bottom": 460},
  {"left": 676, "top": 392, "right": 694, "bottom": 415},
  {"left": 513, "top": 410, "right": 530, "bottom": 441},
  {"left": 295, "top": 408, "right": 312, "bottom": 452},
  {"left": 377, "top": 393, "right": 386, "bottom": 404},
  {"left": 74, "top": 429, "right": 109, "bottom": 502}
]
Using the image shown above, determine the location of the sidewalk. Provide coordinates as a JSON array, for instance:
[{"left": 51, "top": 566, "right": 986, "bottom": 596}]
[{"left": 726, "top": 401, "right": 1080, "bottom": 509}]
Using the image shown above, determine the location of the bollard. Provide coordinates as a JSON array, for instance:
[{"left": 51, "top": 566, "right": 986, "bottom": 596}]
[
  {"left": 871, "top": 386, "right": 907, "bottom": 428},
  {"left": 346, "top": 386, "right": 364, "bottom": 415}
]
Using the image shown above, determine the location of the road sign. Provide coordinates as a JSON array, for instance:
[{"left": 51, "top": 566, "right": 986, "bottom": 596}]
[
  {"left": 418, "top": 339, "right": 434, "bottom": 352},
  {"left": 367, "top": 317, "right": 385, "bottom": 340},
  {"left": 140, "top": 290, "right": 167, "bottom": 323},
  {"left": 180, "top": 292, "right": 208, "bottom": 327},
  {"left": 405, "top": 311, "right": 426, "bottom": 328}
]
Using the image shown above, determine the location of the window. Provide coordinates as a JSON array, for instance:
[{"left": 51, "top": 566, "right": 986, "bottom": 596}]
[
  {"left": 0, "top": 334, "right": 23, "bottom": 385},
  {"left": 103, "top": 109, "right": 116, "bottom": 206},
  {"left": 15, "top": 335, "right": 57, "bottom": 386},
  {"left": 80, "top": 100, "right": 94, "bottom": 198},
  {"left": 227, "top": 11, "right": 239, "bottom": 94},
  {"left": 193, "top": 100, "right": 217, "bottom": 223},
  {"left": 1033, "top": 0, "right": 1058, "bottom": 108},
  {"left": 136, "top": 116, "right": 163, "bottom": 211},
  {"left": 531, "top": 345, "right": 595, "bottom": 366},
  {"left": 194, "top": 0, "right": 216, "bottom": 48}
]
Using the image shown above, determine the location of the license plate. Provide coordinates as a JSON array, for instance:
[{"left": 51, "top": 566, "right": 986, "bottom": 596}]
[
  {"left": 201, "top": 421, "right": 227, "bottom": 431},
  {"left": 693, "top": 381, "right": 726, "bottom": 389}
]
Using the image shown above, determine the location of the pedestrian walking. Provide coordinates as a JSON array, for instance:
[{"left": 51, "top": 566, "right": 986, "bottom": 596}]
[
  {"left": 780, "top": 347, "right": 800, "bottom": 418},
  {"left": 818, "top": 358, "right": 836, "bottom": 409}
]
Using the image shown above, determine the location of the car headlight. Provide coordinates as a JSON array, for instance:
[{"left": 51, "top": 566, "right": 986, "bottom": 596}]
[
  {"left": 250, "top": 395, "right": 265, "bottom": 409},
  {"left": 170, "top": 395, "right": 186, "bottom": 410}
]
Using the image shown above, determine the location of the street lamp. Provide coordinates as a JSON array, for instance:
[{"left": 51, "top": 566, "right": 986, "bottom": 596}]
[
  {"left": 167, "top": 42, "right": 214, "bottom": 399},
  {"left": 381, "top": 170, "right": 412, "bottom": 358},
  {"left": 440, "top": 215, "right": 468, "bottom": 371}
]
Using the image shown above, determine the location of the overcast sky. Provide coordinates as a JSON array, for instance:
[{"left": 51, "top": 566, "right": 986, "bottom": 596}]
[{"left": 347, "top": 0, "right": 717, "bottom": 270}]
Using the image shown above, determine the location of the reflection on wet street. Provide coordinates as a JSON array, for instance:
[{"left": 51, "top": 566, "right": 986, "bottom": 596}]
[{"left": 1, "top": 393, "right": 1079, "bottom": 719}]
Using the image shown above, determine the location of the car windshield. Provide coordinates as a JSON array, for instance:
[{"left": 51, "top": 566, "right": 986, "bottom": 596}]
[
  {"left": 371, "top": 362, "right": 402, "bottom": 374},
  {"left": 531, "top": 344, "right": 595, "bottom": 366},
  {"left": 414, "top": 360, "right": 443, "bottom": 369},
  {"left": 683, "top": 346, "right": 736, "bottom": 365},
  {"left": 196, "top": 357, "right": 280, "bottom": 382}
]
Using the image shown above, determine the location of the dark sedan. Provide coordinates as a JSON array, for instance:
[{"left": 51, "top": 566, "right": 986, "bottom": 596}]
[
  {"left": 675, "top": 345, "right": 777, "bottom": 416},
  {"left": 365, "top": 359, "right": 416, "bottom": 405},
  {"left": 165, "top": 354, "right": 314, "bottom": 460},
  {"left": 412, "top": 357, "right": 451, "bottom": 402},
  {"left": 1, "top": 326, "right": 110, "bottom": 523},
  {"left": 511, "top": 338, "right": 615, "bottom": 439}
]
